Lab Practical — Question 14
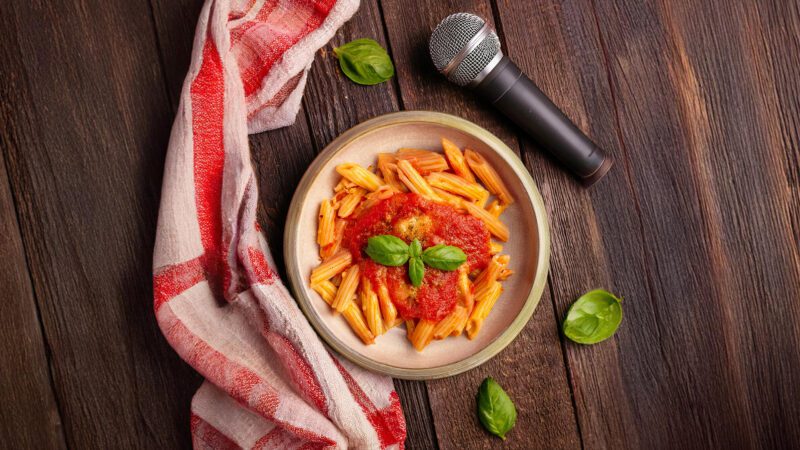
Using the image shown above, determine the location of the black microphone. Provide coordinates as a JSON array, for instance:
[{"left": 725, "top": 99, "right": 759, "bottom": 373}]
[{"left": 429, "top": 13, "right": 613, "bottom": 186}]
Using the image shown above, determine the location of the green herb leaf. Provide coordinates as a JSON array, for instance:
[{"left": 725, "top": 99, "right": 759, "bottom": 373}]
[
  {"left": 408, "top": 257, "right": 424, "bottom": 287},
  {"left": 476, "top": 377, "right": 517, "bottom": 440},
  {"left": 562, "top": 289, "right": 623, "bottom": 344},
  {"left": 421, "top": 244, "right": 467, "bottom": 271},
  {"left": 365, "top": 235, "right": 409, "bottom": 266},
  {"left": 333, "top": 38, "right": 394, "bottom": 85},
  {"left": 410, "top": 239, "right": 422, "bottom": 258}
]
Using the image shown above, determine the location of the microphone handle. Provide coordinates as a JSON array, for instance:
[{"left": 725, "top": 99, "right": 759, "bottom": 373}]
[{"left": 473, "top": 56, "right": 612, "bottom": 185}]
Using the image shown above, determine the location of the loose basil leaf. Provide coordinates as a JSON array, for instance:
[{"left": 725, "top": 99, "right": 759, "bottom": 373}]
[
  {"left": 408, "top": 257, "right": 424, "bottom": 287},
  {"left": 476, "top": 377, "right": 517, "bottom": 440},
  {"left": 410, "top": 239, "right": 422, "bottom": 258},
  {"left": 333, "top": 38, "right": 395, "bottom": 85},
  {"left": 562, "top": 289, "right": 623, "bottom": 344},
  {"left": 421, "top": 244, "right": 467, "bottom": 271},
  {"left": 365, "top": 235, "right": 409, "bottom": 266}
]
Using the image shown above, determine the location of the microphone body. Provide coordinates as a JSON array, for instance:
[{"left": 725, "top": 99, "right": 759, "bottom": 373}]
[
  {"left": 473, "top": 57, "right": 611, "bottom": 182},
  {"left": 429, "top": 13, "right": 612, "bottom": 186}
]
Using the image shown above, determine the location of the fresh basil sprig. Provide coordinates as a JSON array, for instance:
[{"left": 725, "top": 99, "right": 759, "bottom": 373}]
[
  {"left": 562, "top": 289, "right": 623, "bottom": 344},
  {"left": 364, "top": 235, "right": 465, "bottom": 287},
  {"left": 364, "top": 235, "right": 410, "bottom": 266},
  {"left": 477, "top": 377, "right": 517, "bottom": 440},
  {"left": 422, "top": 244, "right": 466, "bottom": 271},
  {"left": 333, "top": 38, "right": 394, "bottom": 85}
]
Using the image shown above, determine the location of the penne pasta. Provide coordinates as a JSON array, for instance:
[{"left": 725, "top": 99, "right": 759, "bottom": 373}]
[
  {"left": 432, "top": 187, "right": 467, "bottom": 211},
  {"left": 466, "top": 281, "right": 503, "bottom": 339},
  {"left": 310, "top": 251, "right": 352, "bottom": 285},
  {"left": 433, "top": 306, "right": 468, "bottom": 339},
  {"left": 311, "top": 280, "right": 337, "bottom": 305},
  {"left": 376, "top": 282, "right": 398, "bottom": 328},
  {"left": 360, "top": 277, "right": 384, "bottom": 336},
  {"left": 320, "top": 219, "right": 347, "bottom": 259},
  {"left": 441, "top": 138, "right": 476, "bottom": 182},
  {"left": 397, "top": 148, "right": 450, "bottom": 174},
  {"left": 317, "top": 199, "right": 335, "bottom": 246},
  {"left": 489, "top": 241, "right": 503, "bottom": 255},
  {"left": 426, "top": 171, "right": 489, "bottom": 204},
  {"left": 405, "top": 319, "right": 416, "bottom": 340},
  {"left": 397, "top": 160, "right": 441, "bottom": 200},
  {"left": 486, "top": 200, "right": 507, "bottom": 218},
  {"left": 377, "top": 153, "right": 407, "bottom": 192},
  {"left": 338, "top": 187, "right": 367, "bottom": 218},
  {"left": 332, "top": 265, "right": 360, "bottom": 312},
  {"left": 498, "top": 268, "right": 514, "bottom": 281},
  {"left": 457, "top": 267, "right": 475, "bottom": 313},
  {"left": 462, "top": 201, "right": 510, "bottom": 241},
  {"left": 410, "top": 319, "right": 436, "bottom": 351},
  {"left": 336, "top": 163, "right": 382, "bottom": 191},
  {"left": 465, "top": 149, "right": 514, "bottom": 205},
  {"left": 334, "top": 177, "right": 356, "bottom": 193},
  {"left": 473, "top": 255, "right": 504, "bottom": 299},
  {"left": 342, "top": 297, "right": 376, "bottom": 345}
]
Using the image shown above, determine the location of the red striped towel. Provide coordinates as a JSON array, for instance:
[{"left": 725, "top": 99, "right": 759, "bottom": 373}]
[{"left": 153, "top": 0, "right": 406, "bottom": 448}]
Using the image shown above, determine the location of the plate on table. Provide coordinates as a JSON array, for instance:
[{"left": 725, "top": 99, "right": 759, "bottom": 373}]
[{"left": 284, "top": 111, "right": 549, "bottom": 379}]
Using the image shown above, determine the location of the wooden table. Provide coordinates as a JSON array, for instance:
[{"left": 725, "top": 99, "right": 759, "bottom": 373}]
[{"left": 2, "top": 0, "right": 799, "bottom": 448}]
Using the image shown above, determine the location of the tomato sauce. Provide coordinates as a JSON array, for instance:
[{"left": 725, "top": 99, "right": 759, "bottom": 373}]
[{"left": 343, "top": 193, "right": 491, "bottom": 322}]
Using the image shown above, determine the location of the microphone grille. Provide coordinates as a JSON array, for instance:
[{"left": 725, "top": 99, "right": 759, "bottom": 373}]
[{"left": 429, "top": 13, "right": 502, "bottom": 87}]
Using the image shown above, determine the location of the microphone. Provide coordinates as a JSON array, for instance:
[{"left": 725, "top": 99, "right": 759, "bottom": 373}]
[{"left": 429, "top": 13, "right": 613, "bottom": 186}]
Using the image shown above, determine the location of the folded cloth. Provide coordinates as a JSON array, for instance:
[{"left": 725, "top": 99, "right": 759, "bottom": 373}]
[{"left": 153, "top": 0, "right": 406, "bottom": 448}]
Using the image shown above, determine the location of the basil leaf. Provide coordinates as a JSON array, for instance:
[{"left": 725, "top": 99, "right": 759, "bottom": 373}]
[
  {"left": 476, "top": 377, "right": 517, "bottom": 440},
  {"left": 333, "top": 38, "right": 394, "bottom": 85},
  {"left": 410, "top": 239, "right": 422, "bottom": 258},
  {"left": 421, "top": 244, "right": 467, "bottom": 271},
  {"left": 365, "top": 235, "right": 409, "bottom": 266},
  {"left": 408, "top": 257, "right": 424, "bottom": 287},
  {"left": 562, "top": 289, "right": 623, "bottom": 344}
]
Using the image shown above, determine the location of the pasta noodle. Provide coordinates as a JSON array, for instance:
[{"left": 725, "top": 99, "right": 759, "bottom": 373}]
[
  {"left": 433, "top": 306, "right": 468, "bottom": 339},
  {"left": 376, "top": 282, "right": 398, "bottom": 328},
  {"left": 462, "top": 201, "right": 510, "bottom": 241},
  {"left": 377, "top": 153, "right": 407, "bottom": 192},
  {"left": 466, "top": 281, "right": 503, "bottom": 339},
  {"left": 465, "top": 149, "right": 514, "bottom": 205},
  {"left": 441, "top": 138, "right": 476, "bottom": 182},
  {"left": 426, "top": 171, "right": 489, "bottom": 204},
  {"left": 397, "top": 148, "right": 449, "bottom": 174},
  {"left": 410, "top": 319, "right": 436, "bottom": 351},
  {"left": 336, "top": 163, "right": 382, "bottom": 191},
  {"left": 310, "top": 251, "right": 352, "bottom": 285},
  {"left": 397, "top": 160, "right": 441, "bottom": 200},
  {"left": 360, "top": 277, "right": 384, "bottom": 336},
  {"left": 338, "top": 187, "right": 367, "bottom": 218},
  {"left": 331, "top": 264, "right": 359, "bottom": 312},
  {"left": 320, "top": 219, "right": 347, "bottom": 259},
  {"left": 317, "top": 199, "right": 335, "bottom": 246},
  {"left": 486, "top": 200, "right": 507, "bottom": 218}
]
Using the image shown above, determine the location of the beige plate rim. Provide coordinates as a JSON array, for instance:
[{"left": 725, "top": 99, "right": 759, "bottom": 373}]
[{"left": 284, "top": 111, "right": 550, "bottom": 380}]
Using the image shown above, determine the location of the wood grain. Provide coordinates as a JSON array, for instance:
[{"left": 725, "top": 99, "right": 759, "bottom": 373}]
[
  {"left": 0, "top": 0, "right": 200, "bottom": 447},
  {"left": 0, "top": 131, "right": 66, "bottom": 447},
  {"left": 380, "top": 1, "right": 582, "bottom": 448},
  {"left": 503, "top": 0, "right": 800, "bottom": 447}
]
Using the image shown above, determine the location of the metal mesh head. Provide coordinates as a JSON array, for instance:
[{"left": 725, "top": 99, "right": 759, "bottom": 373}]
[{"left": 429, "top": 13, "right": 502, "bottom": 86}]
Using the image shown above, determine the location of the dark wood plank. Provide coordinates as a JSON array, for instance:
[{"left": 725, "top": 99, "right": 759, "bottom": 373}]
[
  {"left": 491, "top": 1, "right": 652, "bottom": 448},
  {"left": 0, "top": 131, "right": 66, "bottom": 448},
  {"left": 501, "top": 0, "right": 800, "bottom": 447},
  {"left": 380, "top": 1, "right": 582, "bottom": 448},
  {"left": 300, "top": 2, "right": 439, "bottom": 448},
  {"left": 0, "top": 0, "right": 201, "bottom": 447}
]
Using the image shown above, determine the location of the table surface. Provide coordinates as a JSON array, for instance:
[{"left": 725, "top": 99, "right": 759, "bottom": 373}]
[{"left": 2, "top": 0, "right": 799, "bottom": 448}]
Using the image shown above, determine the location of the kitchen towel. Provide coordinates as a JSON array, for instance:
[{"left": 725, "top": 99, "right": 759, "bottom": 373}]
[{"left": 153, "top": 0, "right": 406, "bottom": 448}]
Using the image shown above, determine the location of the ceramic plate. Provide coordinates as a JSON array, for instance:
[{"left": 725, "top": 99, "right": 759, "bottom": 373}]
[{"left": 284, "top": 111, "right": 549, "bottom": 379}]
